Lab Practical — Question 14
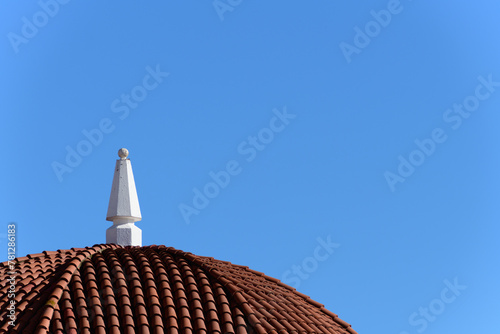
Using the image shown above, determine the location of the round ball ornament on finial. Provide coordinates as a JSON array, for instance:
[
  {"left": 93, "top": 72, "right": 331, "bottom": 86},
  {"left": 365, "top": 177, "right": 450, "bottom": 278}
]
[{"left": 118, "top": 148, "right": 129, "bottom": 159}]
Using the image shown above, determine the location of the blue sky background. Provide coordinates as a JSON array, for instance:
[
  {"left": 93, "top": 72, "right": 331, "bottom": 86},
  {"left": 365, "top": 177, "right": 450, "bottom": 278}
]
[{"left": 1, "top": 1, "right": 499, "bottom": 333}]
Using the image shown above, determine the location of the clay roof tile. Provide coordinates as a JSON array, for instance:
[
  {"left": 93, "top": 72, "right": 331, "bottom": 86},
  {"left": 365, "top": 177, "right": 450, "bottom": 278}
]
[{"left": 0, "top": 245, "right": 356, "bottom": 333}]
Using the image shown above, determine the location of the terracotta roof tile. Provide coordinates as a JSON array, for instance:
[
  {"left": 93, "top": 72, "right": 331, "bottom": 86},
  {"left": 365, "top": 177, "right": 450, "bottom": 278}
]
[{"left": 0, "top": 244, "right": 356, "bottom": 333}]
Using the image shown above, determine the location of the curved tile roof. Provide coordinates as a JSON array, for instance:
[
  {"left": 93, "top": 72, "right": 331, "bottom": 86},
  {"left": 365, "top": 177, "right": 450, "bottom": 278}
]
[{"left": 0, "top": 244, "right": 357, "bottom": 334}]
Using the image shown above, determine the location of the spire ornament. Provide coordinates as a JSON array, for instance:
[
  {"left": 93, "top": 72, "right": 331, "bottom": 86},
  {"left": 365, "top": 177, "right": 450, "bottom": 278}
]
[{"left": 106, "top": 148, "right": 142, "bottom": 246}]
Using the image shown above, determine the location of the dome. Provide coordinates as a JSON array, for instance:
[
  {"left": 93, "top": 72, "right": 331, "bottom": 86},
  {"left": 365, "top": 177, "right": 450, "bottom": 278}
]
[{"left": 1, "top": 244, "right": 357, "bottom": 334}]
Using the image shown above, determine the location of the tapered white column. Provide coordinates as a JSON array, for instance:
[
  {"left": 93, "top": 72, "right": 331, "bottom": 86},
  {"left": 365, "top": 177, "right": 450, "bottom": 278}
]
[{"left": 106, "top": 148, "right": 142, "bottom": 246}]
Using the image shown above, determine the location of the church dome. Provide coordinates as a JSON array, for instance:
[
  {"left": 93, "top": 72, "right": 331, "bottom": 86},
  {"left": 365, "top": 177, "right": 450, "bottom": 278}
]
[{"left": 1, "top": 244, "right": 357, "bottom": 334}]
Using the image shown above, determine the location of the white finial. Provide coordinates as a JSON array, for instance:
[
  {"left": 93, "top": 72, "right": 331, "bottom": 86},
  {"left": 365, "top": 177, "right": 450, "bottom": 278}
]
[
  {"left": 118, "top": 148, "right": 129, "bottom": 159},
  {"left": 106, "top": 148, "right": 142, "bottom": 246}
]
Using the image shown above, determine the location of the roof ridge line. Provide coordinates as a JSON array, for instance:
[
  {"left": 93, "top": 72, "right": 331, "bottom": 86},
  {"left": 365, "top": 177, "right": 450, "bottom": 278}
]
[
  {"left": 184, "top": 253, "right": 268, "bottom": 334},
  {"left": 257, "top": 272, "right": 358, "bottom": 334},
  {"left": 264, "top": 274, "right": 358, "bottom": 334},
  {"left": 184, "top": 254, "right": 357, "bottom": 334},
  {"left": 239, "top": 269, "right": 357, "bottom": 333},
  {"left": 32, "top": 244, "right": 120, "bottom": 333}
]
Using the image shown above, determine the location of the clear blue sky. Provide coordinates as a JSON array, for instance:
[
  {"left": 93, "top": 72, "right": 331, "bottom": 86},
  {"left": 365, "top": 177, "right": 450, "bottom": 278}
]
[{"left": 1, "top": 1, "right": 499, "bottom": 333}]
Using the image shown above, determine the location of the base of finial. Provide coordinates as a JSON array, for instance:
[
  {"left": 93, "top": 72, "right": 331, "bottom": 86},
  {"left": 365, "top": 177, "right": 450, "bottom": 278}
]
[{"left": 106, "top": 223, "right": 142, "bottom": 246}]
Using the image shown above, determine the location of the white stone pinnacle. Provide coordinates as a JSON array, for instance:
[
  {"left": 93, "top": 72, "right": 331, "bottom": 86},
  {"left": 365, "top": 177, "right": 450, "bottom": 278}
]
[{"left": 106, "top": 148, "right": 142, "bottom": 246}]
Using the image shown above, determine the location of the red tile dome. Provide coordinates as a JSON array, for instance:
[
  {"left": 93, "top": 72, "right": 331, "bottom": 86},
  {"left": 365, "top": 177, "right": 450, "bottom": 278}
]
[{"left": 0, "top": 244, "right": 357, "bottom": 334}]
